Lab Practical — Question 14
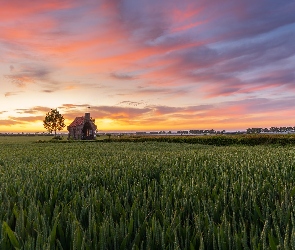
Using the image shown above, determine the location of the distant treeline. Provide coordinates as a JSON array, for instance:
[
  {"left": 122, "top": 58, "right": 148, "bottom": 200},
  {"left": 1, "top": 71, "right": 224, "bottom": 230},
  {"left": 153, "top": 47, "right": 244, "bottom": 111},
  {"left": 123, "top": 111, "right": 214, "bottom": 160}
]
[
  {"left": 246, "top": 126, "right": 295, "bottom": 134},
  {"left": 137, "top": 130, "right": 232, "bottom": 135},
  {"left": 182, "top": 129, "right": 226, "bottom": 134}
]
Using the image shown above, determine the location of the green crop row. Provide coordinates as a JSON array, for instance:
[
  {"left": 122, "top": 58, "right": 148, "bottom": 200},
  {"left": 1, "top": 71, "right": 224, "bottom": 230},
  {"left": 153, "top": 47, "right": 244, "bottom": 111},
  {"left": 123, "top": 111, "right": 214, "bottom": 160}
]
[
  {"left": 1, "top": 140, "right": 295, "bottom": 249},
  {"left": 105, "top": 134, "right": 295, "bottom": 146}
]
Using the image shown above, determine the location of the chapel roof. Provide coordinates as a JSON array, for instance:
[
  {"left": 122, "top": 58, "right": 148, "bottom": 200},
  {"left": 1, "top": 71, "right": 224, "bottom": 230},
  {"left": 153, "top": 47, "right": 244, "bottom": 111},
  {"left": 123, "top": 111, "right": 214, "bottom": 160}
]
[{"left": 68, "top": 116, "right": 84, "bottom": 128}]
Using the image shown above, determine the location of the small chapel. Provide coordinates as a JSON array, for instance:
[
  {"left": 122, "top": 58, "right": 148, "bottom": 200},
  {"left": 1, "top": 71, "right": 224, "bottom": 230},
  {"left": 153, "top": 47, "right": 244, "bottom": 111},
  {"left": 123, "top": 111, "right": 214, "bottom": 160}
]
[{"left": 67, "top": 113, "right": 97, "bottom": 140}]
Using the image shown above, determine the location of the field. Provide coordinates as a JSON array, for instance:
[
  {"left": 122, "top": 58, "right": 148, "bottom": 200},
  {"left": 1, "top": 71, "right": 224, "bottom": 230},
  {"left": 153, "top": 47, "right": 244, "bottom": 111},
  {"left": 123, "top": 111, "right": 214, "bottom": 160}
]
[{"left": 1, "top": 136, "right": 295, "bottom": 249}]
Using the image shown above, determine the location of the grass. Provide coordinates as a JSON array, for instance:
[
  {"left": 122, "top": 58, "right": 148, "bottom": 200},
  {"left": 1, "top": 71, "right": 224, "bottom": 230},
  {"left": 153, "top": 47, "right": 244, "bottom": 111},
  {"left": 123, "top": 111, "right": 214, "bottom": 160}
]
[
  {"left": 0, "top": 135, "right": 109, "bottom": 145},
  {"left": 0, "top": 135, "right": 53, "bottom": 144},
  {"left": 1, "top": 136, "right": 295, "bottom": 249}
]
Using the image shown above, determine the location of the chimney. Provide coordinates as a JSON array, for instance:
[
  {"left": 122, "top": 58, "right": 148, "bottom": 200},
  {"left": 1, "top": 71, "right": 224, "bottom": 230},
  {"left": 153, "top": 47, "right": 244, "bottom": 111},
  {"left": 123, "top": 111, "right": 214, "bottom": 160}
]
[{"left": 85, "top": 113, "right": 90, "bottom": 121}]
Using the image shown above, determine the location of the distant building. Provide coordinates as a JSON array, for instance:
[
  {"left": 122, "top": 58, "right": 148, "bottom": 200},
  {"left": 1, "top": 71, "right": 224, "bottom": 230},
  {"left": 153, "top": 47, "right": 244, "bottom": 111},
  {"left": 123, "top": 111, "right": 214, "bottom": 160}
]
[
  {"left": 67, "top": 113, "right": 97, "bottom": 140},
  {"left": 136, "top": 132, "right": 147, "bottom": 135},
  {"left": 177, "top": 130, "right": 189, "bottom": 134}
]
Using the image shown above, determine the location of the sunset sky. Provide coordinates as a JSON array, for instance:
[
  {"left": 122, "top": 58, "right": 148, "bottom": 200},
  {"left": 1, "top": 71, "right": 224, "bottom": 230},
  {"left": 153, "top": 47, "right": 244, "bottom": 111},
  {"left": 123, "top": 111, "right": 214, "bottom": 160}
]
[{"left": 1, "top": 0, "right": 295, "bottom": 133}]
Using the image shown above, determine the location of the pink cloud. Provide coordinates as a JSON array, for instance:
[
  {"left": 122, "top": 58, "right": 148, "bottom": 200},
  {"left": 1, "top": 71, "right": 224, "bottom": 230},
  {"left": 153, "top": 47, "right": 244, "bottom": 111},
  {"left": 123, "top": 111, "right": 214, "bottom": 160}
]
[{"left": 0, "top": 1, "right": 82, "bottom": 21}]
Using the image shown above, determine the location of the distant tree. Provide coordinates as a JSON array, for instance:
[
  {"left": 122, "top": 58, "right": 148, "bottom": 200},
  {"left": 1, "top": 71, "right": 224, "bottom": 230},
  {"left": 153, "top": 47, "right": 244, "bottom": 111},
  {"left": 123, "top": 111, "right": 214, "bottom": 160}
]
[{"left": 43, "top": 109, "right": 66, "bottom": 137}]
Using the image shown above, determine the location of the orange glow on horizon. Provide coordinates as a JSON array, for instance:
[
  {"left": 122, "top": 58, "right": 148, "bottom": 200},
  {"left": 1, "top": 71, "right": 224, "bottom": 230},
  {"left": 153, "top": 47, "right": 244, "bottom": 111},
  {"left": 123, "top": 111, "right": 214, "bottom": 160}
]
[{"left": 1, "top": 111, "right": 294, "bottom": 134}]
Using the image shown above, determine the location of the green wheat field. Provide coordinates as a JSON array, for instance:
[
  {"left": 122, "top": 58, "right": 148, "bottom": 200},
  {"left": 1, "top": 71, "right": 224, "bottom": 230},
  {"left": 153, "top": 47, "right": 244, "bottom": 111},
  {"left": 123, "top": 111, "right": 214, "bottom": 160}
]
[{"left": 1, "top": 136, "right": 295, "bottom": 249}]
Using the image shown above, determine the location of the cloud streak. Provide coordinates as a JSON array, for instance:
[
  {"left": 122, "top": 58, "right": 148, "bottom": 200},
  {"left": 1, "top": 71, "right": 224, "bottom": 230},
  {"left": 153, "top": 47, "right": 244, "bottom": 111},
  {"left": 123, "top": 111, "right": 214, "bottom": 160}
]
[{"left": 4, "top": 91, "right": 22, "bottom": 97}]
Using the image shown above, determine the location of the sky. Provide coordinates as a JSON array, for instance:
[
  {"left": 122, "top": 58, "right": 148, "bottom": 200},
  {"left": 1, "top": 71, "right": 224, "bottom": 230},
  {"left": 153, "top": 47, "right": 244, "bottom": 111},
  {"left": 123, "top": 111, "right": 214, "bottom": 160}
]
[{"left": 1, "top": 0, "right": 295, "bottom": 133}]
